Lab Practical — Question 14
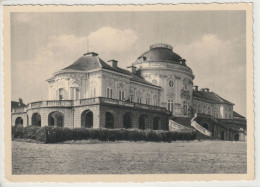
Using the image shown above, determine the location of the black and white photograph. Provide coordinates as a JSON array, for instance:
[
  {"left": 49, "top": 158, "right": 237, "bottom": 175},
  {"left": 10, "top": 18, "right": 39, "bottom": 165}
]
[{"left": 2, "top": 3, "right": 254, "bottom": 183}]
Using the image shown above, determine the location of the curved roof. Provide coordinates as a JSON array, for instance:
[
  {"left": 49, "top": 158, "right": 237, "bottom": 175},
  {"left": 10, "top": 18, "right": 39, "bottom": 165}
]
[
  {"left": 135, "top": 43, "right": 183, "bottom": 65},
  {"left": 193, "top": 90, "right": 234, "bottom": 105},
  {"left": 62, "top": 54, "right": 112, "bottom": 71},
  {"left": 52, "top": 52, "right": 160, "bottom": 88}
]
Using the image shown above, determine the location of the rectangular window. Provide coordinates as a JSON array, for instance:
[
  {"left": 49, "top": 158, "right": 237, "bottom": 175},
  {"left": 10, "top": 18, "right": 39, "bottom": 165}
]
[
  {"left": 118, "top": 90, "right": 124, "bottom": 100},
  {"left": 70, "top": 88, "right": 74, "bottom": 100},
  {"left": 137, "top": 98, "right": 141, "bottom": 104},
  {"left": 75, "top": 88, "right": 79, "bottom": 100},
  {"left": 183, "top": 104, "right": 187, "bottom": 115},
  {"left": 119, "top": 91, "right": 122, "bottom": 100},
  {"left": 107, "top": 88, "right": 110, "bottom": 98},
  {"left": 59, "top": 88, "right": 64, "bottom": 100},
  {"left": 107, "top": 88, "right": 113, "bottom": 98},
  {"left": 110, "top": 89, "right": 113, "bottom": 98},
  {"left": 91, "top": 88, "right": 96, "bottom": 98},
  {"left": 154, "top": 100, "right": 158, "bottom": 106},
  {"left": 146, "top": 99, "right": 150, "bottom": 105},
  {"left": 130, "top": 96, "right": 133, "bottom": 102}
]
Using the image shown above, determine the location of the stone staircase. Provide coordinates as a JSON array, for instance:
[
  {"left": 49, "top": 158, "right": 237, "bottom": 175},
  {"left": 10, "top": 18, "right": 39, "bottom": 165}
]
[
  {"left": 191, "top": 114, "right": 216, "bottom": 140},
  {"left": 169, "top": 114, "right": 218, "bottom": 140}
]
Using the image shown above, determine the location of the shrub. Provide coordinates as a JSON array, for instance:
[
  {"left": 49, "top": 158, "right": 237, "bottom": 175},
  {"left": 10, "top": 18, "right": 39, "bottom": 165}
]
[{"left": 11, "top": 125, "right": 196, "bottom": 143}]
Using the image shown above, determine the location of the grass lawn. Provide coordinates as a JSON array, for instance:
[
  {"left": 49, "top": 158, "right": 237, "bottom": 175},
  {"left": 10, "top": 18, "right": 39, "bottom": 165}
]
[{"left": 12, "top": 140, "right": 247, "bottom": 174}]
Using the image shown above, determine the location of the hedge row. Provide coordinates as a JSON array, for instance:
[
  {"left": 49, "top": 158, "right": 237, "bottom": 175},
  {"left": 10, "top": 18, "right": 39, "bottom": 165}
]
[{"left": 12, "top": 125, "right": 196, "bottom": 143}]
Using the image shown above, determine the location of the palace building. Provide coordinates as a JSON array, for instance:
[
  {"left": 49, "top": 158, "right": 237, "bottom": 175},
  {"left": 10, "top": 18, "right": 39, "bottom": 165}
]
[{"left": 11, "top": 43, "right": 247, "bottom": 141}]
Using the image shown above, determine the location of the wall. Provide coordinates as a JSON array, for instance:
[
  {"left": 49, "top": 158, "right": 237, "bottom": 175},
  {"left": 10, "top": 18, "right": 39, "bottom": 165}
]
[
  {"left": 193, "top": 98, "right": 233, "bottom": 119},
  {"left": 27, "top": 107, "right": 74, "bottom": 128},
  {"left": 99, "top": 104, "right": 169, "bottom": 130},
  {"left": 139, "top": 62, "right": 194, "bottom": 117},
  {"left": 11, "top": 113, "right": 28, "bottom": 126}
]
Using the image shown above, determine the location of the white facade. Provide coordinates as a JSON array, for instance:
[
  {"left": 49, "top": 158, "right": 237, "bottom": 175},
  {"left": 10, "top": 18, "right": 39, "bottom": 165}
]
[
  {"left": 46, "top": 43, "right": 234, "bottom": 119},
  {"left": 47, "top": 67, "right": 161, "bottom": 106},
  {"left": 135, "top": 43, "right": 194, "bottom": 117},
  {"left": 193, "top": 94, "right": 234, "bottom": 119}
]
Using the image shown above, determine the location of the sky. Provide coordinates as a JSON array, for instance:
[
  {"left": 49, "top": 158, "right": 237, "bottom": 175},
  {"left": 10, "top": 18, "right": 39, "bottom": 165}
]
[{"left": 11, "top": 11, "right": 246, "bottom": 116}]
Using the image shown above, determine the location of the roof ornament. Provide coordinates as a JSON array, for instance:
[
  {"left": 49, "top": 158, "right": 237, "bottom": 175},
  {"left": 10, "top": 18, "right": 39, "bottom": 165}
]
[{"left": 150, "top": 43, "right": 173, "bottom": 50}]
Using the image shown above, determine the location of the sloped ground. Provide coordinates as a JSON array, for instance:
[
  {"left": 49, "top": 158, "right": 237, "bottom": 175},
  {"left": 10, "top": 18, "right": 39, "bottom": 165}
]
[{"left": 12, "top": 140, "right": 246, "bottom": 174}]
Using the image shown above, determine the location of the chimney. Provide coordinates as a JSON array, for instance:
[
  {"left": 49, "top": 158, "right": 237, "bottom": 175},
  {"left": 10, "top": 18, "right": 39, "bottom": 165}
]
[
  {"left": 131, "top": 66, "right": 137, "bottom": 74},
  {"left": 127, "top": 64, "right": 137, "bottom": 74},
  {"left": 83, "top": 52, "right": 98, "bottom": 57},
  {"left": 19, "top": 98, "right": 23, "bottom": 106},
  {"left": 193, "top": 86, "right": 198, "bottom": 91},
  {"left": 107, "top": 59, "right": 118, "bottom": 68}
]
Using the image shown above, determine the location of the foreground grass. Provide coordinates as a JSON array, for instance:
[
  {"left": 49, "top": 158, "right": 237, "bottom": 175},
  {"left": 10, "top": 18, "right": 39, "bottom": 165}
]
[{"left": 12, "top": 140, "right": 246, "bottom": 174}]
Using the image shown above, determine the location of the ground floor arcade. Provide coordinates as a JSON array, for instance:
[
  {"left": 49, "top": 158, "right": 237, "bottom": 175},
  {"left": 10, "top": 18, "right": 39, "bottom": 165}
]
[{"left": 11, "top": 98, "right": 170, "bottom": 130}]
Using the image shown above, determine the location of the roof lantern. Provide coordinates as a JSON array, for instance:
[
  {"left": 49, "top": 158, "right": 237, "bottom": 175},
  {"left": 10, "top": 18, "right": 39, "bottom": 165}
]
[{"left": 150, "top": 43, "right": 173, "bottom": 51}]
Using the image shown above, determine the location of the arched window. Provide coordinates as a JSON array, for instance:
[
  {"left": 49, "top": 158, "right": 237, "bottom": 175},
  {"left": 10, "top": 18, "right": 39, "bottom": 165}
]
[
  {"left": 81, "top": 110, "right": 93, "bottom": 128},
  {"left": 169, "top": 80, "right": 174, "bottom": 88},
  {"left": 139, "top": 115, "right": 147, "bottom": 130},
  {"left": 32, "top": 113, "right": 41, "bottom": 127},
  {"left": 153, "top": 117, "right": 160, "bottom": 130},
  {"left": 15, "top": 117, "right": 23, "bottom": 126},
  {"left": 48, "top": 111, "right": 64, "bottom": 127},
  {"left": 123, "top": 113, "right": 132, "bottom": 129},
  {"left": 167, "top": 98, "right": 174, "bottom": 112},
  {"left": 105, "top": 112, "right": 114, "bottom": 128}
]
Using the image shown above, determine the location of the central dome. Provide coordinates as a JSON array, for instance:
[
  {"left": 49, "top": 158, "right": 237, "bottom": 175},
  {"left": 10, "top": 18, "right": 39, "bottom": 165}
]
[{"left": 135, "top": 43, "right": 183, "bottom": 64}]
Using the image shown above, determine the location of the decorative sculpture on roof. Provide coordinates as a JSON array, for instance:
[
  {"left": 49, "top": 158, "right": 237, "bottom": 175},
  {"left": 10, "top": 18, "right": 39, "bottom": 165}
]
[
  {"left": 180, "top": 89, "right": 190, "bottom": 99},
  {"left": 90, "top": 80, "right": 96, "bottom": 87},
  {"left": 129, "top": 88, "right": 135, "bottom": 96},
  {"left": 145, "top": 92, "right": 151, "bottom": 98},
  {"left": 117, "top": 81, "right": 125, "bottom": 89},
  {"left": 136, "top": 89, "right": 143, "bottom": 97},
  {"left": 105, "top": 78, "right": 114, "bottom": 87},
  {"left": 69, "top": 79, "right": 80, "bottom": 87}
]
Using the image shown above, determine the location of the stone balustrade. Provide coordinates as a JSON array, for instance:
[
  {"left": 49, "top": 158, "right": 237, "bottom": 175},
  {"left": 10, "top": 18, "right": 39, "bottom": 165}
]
[{"left": 12, "top": 97, "right": 166, "bottom": 113}]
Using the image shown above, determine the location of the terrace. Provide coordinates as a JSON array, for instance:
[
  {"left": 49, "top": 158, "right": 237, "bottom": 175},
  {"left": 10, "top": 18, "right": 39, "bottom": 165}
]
[{"left": 12, "top": 97, "right": 166, "bottom": 113}]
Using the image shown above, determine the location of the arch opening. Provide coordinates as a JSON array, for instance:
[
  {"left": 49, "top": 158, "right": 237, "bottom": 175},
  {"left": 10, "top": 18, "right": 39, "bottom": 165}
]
[
  {"left": 81, "top": 110, "right": 93, "bottom": 128},
  {"left": 105, "top": 112, "right": 114, "bottom": 129},
  {"left": 202, "top": 123, "right": 209, "bottom": 130},
  {"left": 32, "top": 113, "right": 41, "bottom": 127},
  {"left": 153, "top": 117, "right": 160, "bottom": 130},
  {"left": 234, "top": 133, "right": 239, "bottom": 141},
  {"left": 221, "top": 131, "right": 225, "bottom": 140},
  {"left": 139, "top": 115, "right": 147, "bottom": 130},
  {"left": 123, "top": 112, "right": 132, "bottom": 129},
  {"left": 48, "top": 111, "right": 64, "bottom": 127},
  {"left": 15, "top": 117, "right": 23, "bottom": 126}
]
